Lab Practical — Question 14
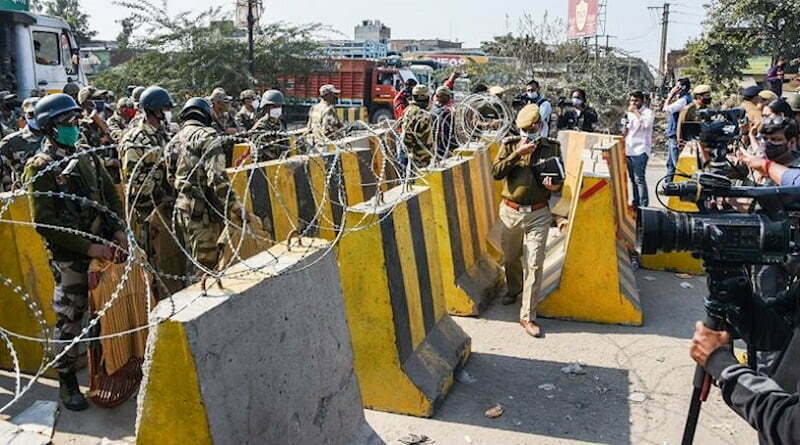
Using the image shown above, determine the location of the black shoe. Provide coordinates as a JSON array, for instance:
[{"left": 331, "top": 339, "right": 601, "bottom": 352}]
[
  {"left": 58, "top": 372, "right": 89, "bottom": 411},
  {"left": 501, "top": 293, "right": 517, "bottom": 305}
]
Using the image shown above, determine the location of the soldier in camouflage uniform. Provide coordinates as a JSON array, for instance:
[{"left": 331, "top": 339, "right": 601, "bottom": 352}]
[
  {"left": 0, "top": 97, "right": 44, "bottom": 192},
  {"left": 208, "top": 87, "right": 239, "bottom": 136},
  {"left": 107, "top": 97, "right": 136, "bottom": 143},
  {"left": 23, "top": 94, "right": 126, "bottom": 411},
  {"left": 306, "top": 84, "right": 344, "bottom": 148},
  {"left": 401, "top": 85, "right": 434, "bottom": 168},
  {"left": 77, "top": 87, "right": 120, "bottom": 183},
  {"left": 235, "top": 89, "right": 258, "bottom": 131},
  {"left": 171, "top": 97, "right": 246, "bottom": 273},
  {"left": 127, "top": 86, "right": 147, "bottom": 130},
  {"left": 250, "top": 90, "right": 289, "bottom": 161}
]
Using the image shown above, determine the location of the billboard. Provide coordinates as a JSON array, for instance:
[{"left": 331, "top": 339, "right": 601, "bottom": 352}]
[
  {"left": 0, "top": 0, "right": 29, "bottom": 11},
  {"left": 567, "top": 0, "right": 599, "bottom": 38}
]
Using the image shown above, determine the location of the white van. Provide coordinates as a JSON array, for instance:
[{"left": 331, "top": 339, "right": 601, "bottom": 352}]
[{"left": 1, "top": 8, "right": 87, "bottom": 99}]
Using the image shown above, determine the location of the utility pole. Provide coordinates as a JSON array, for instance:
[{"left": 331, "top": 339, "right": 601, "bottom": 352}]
[
  {"left": 648, "top": 2, "right": 671, "bottom": 85},
  {"left": 247, "top": 0, "right": 255, "bottom": 74}
]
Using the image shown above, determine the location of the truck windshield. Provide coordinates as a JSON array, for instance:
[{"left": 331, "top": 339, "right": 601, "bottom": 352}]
[{"left": 33, "top": 31, "right": 60, "bottom": 66}]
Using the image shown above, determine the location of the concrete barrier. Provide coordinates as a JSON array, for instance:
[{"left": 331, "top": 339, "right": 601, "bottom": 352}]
[
  {"left": 641, "top": 143, "right": 704, "bottom": 274},
  {"left": 0, "top": 193, "right": 56, "bottom": 375},
  {"left": 538, "top": 170, "right": 643, "bottom": 326},
  {"left": 136, "top": 239, "right": 381, "bottom": 445},
  {"left": 227, "top": 147, "right": 387, "bottom": 243},
  {"left": 422, "top": 156, "right": 502, "bottom": 316},
  {"left": 337, "top": 185, "right": 471, "bottom": 417}
]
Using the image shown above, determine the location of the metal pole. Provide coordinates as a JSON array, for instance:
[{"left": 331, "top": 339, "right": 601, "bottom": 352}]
[
  {"left": 658, "top": 3, "right": 670, "bottom": 82},
  {"left": 247, "top": 0, "right": 255, "bottom": 74}
]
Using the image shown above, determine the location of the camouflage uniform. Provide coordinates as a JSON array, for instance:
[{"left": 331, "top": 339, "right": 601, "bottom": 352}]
[
  {"left": 234, "top": 106, "right": 256, "bottom": 132},
  {"left": 171, "top": 119, "right": 242, "bottom": 271},
  {"left": 119, "top": 120, "right": 171, "bottom": 228},
  {"left": 401, "top": 103, "right": 434, "bottom": 168},
  {"left": 211, "top": 109, "right": 239, "bottom": 136},
  {"left": 306, "top": 101, "right": 343, "bottom": 146},
  {"left": 23, "top": 139, "right": 123, "bottom": 373},
  {"left": 0, "top": 126, "right": 43, "bottom": 192},
  {"left": 250, "top": 115, "right": 289, "bottom": 162},
  {"left": 106, "top": 112, "right": 130, "bottom": 143}
]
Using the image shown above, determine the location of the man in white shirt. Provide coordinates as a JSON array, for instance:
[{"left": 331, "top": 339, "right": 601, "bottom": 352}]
[
  {"left": 624, "top": 91, "right": 655, "bottom": 209},
  {"left": 662, "top": 78, "right": 692, "bottom": 181}
]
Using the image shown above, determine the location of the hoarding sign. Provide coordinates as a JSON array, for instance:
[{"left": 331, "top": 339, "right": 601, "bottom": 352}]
[
  {"left": 0, "top": 0, "right": 29, "bottom": 11},
  {"left": 568, "top": 0, "right": 598, "bottom": 38}
]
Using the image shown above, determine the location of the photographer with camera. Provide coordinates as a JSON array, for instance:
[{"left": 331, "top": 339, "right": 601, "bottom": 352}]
[
  {"left": 556, "top": 88, "right": 598, "bottom": 133},
  {"left": 663, "top": 78, "right": 693, "bottom": 182},
  {"left": 677, "top": 85, "right": 712, "bottom": 146}
]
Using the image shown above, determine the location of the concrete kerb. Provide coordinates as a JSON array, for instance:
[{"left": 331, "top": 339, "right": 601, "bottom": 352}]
[
  {"left": 136, "top": 239, "right": 381, "bottom": 445},
  {"left": 337, "top": 185, "right": 471, "bottom": 417}
]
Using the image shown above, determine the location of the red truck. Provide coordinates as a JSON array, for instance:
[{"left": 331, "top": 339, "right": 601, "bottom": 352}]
[{"left": 280, "top": 58, "right": 417, "bottom": 124}]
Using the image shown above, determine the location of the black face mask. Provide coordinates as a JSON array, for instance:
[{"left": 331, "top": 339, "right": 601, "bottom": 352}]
[
  {"left": 765, "top": 142, "right": 789, "bottom": 160},
  {"left": 701, "top": 97, "right": 712, "bottom": 105},
  {"left": 417, "top": 99, "right": 430, "bottom": 109}
]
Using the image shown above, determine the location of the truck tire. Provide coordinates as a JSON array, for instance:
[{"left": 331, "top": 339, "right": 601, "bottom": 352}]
[{"left": 371, "top": 108, "right": 394, "bottom": 124}]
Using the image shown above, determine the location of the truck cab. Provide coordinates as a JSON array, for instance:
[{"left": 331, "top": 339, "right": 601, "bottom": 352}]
[{"left": 1, "top": 7, "right": 86, "bottom": 99}]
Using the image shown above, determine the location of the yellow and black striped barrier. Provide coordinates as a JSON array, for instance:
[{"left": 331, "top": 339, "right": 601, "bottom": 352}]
[
  {"left": 538, "top": 171, "right": 643, "bottom": 326},
  {"left": 336, "top": 106, "right": 369, "bottom": 124},
  {"left": 337, "top": 185, "right": 471, "bottom": 417},
  {"left": 227, "top": 146, "right": 390, "bottom": 243},
  {"left": 423, "top": 156, "right": 502, "bottom": 316},
  {"left": 640, "top": 143, "right": 704, "bottom": 274},
  {"left": 0, "top": 193, "right": 56, "bottom": 375}
]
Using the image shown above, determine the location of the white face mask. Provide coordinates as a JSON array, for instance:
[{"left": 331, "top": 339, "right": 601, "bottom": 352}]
[
  {"left": 252, "top": 99, "right": 260, "bottom": 110},
  {"left": 269, "top": 108, "right": 283, "bottom": 119},
  {"left": 163, "top": 111, "right": 173, "bottom": 123}
]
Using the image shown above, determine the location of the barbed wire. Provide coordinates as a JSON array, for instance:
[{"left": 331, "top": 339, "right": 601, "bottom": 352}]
[{"left": 0, "top": 94, "right": 514, "bottom": 412}]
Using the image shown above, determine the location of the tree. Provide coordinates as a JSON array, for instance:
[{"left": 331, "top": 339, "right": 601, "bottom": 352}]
[
  {"left": 42, "top": 0, "right": 97, "bottom": 43},
  {"left": 116, "top": 17, "right": 136, "bottom": 49},
  {"left": 684, "top": 0, "right": 800, "bottom": 91},
  {"left": 93, "top": 1, "right": 321, "bottom": 100}
]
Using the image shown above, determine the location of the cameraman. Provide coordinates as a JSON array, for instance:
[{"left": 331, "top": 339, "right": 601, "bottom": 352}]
[
  {"left": 739, "top": 117, "right": 800, "bottom": 187},
  {"left": 663, "top": 78, "right": 692, "bottom": 182},
  {"left": 691, "top": 278, "right": 800, "bottom": 445},
  {"left": 556, "top": 89, "right": 598, "bottom": 132}
]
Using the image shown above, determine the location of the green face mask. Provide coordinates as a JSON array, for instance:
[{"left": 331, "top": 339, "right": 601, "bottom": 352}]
[{"left": 54, "top": 125, "right": 80, "bottom": 147}]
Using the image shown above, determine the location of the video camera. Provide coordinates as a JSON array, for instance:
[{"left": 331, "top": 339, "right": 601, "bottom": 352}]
[
  {"left": 681, "top": 108, "right": 746, "bottom": 174},
  {"left": 638, "top": 172, "right": 799, "bottom": 265}
]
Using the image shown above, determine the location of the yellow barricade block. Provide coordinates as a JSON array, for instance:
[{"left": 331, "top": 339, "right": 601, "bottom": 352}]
[
  {"left": 227, "top": 146, "right": 393, "bottom": 243},
  {"left": 137, "top": 240, "right": 380, "bottom": 444},
  {"left": 453, "top": 145, "right": 503, "bottom": 262},
  {"left": 337, "top": 185, "right": 471, "bottom": 417},
  {"left": 538, "top": 173, "right": 643, "bottom": 326},
  {"left": 0, "top": 193, "right": 56, "bottom": 374},
  {"left": 641, "top": 143, "right": 704, "bottom": 274},
  {"left": 423, "top": 157, "right": 502, "bottom": 316}
]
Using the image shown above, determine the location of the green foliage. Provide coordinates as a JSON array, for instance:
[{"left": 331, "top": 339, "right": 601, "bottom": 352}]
[
  {"left": 93, "top": 1, "right": 320, "bottom": 100},
  {"left": 41, "top": 0, "right": 96, "bottom": 43},
  {"left": 685, "top": 0, "right": 800, "bottom": 90}
]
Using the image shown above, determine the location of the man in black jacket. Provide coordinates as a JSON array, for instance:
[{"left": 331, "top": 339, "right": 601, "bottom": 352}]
[{"left": 691, "top": 278, "right": 800, "bottom": 445}]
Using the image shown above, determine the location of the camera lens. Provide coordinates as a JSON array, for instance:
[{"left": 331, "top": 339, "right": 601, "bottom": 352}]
[{"left": 637, "top": 208, "right": 681, "bottom": 255}]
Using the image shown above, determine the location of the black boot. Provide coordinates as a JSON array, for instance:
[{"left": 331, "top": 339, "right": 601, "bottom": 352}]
[{"left": 58, "top": 372, "right": 89, "bottom": 411}]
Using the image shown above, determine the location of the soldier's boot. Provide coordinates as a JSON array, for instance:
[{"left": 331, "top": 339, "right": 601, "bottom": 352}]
[{"left": 58, "top": 372, "right": 89, "bottom": 411}]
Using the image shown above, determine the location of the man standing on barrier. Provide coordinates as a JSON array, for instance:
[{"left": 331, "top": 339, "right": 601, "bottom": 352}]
[
  {"left": 171, "top": 98, "right": 247, "bottom": 275},
  {"left": 23, "top": 93, "right": 127, "bottom": 411},
  {"left": 492, "top": 103, "right": 561, "bottom": 338}
]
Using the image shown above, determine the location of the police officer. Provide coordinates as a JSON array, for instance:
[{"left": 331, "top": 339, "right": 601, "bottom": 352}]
[
  {"left": 0, "top": 97, "right": 44, "bottom": 192},
  {"left": 401, "top": 85, "right": 434, "bottom": 168},
  {"left": 677, "top": 84, "right": 712, "bottom": 145},
  {"left": 251, "top": 89, "right": 289, "bottom": 162},
  {"left": 207, "top": 87, "right": 239, "bottom": 135},
  {"left": 23, "top": 93, "right": 126, "bottom": 411},
  {"left": 171, "top": 98, "right": 246, "bottom": 274},
  {"left": 492, "top": 104, "right": 562, "bottom": 338},
  {"left": 306, "top": 84, "right": 344, "bottom": 147},
  {"left": 235, "top": 89, "right": 259, "bottom": 131}
]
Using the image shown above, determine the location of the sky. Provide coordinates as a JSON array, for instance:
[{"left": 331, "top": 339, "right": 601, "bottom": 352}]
[{"left": 80, "top": 0, "right": 706, "bottom": 68}]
